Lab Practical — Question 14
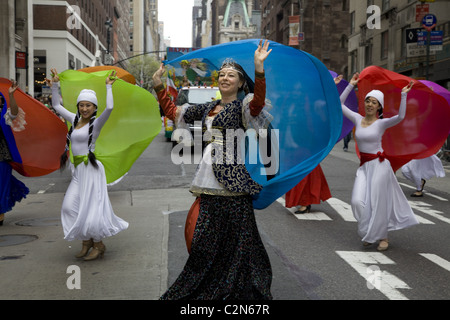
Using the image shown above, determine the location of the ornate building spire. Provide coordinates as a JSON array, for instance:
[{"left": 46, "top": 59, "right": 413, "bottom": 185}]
[{"left": 223, "top": 0, "right": 250, "bottom": 27}]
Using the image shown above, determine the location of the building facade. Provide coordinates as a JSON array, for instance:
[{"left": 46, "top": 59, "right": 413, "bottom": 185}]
[
  {"left": 0, "top": 0, "right": 33, "bottom": 94},
  {"left": 129, "top": 0, "right": 162, "bottom": 60},
  {"left": 348, "top": 0, "right": 450, "bottom": 88},
  {"left": 260, "top": 0, "right": 350, "bottom": 76},
  {"left": 0, "top": 0, "right": 132, "bottom": 98},
  {"left": 207, "top": 0, "right": 261, "bottom": 45}
]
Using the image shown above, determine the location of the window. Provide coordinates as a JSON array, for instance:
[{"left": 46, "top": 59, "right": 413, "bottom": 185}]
[
  {"left": 365, "top": 42, "right": 372, "bottom": 66},
  {"left": 350, "top": 50, "right": 357, "bottom": 75},
  {"left": 340, "top": 34, "right": 348, "bottom": 49},
  {"left": 381, "top": 31, "right": 389, "bottom": 60},
  {"left": 350, "top": 11, "right": 355, "bottom": 34},
  {"left": 342, "top": 0, "right": 349, "bottom": 11}
]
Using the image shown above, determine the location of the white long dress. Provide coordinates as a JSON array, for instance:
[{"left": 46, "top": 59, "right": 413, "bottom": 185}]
[
  {"left": 401, "top": 155, "right": 445, "bottom": 190},
  {"left": 340, "top": 84, "right": 419, "bottom": 243},
  {"left": 52, "top": 83, "right": 128, "bottom": 241}
]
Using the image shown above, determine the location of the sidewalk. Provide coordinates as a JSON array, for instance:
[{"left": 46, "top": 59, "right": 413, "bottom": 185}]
[{"left": 0, "top": 188, "right": 194, "bottom": 300}]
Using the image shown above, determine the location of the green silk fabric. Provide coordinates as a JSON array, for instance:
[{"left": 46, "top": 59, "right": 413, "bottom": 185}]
[{"left": 59, "top": 69, "right": 161, "bottom": 184}]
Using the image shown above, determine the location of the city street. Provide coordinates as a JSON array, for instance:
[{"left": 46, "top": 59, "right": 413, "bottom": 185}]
[{"left": 1, "top": 127, "right": 449, "bottom": 301}]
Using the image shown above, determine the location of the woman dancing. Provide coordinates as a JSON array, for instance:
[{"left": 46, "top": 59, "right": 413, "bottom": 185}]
[
  {"left": 152, "top": 40, "right": 273, "bottom": 299},
  {"left": 337, "top": 73, "right": 419, "bottom": 251},
  {"left": 48, "top": 69, "right": 128, "bottom": 261}
]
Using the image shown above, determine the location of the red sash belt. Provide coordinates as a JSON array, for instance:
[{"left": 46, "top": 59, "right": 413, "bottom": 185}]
[{"left": 359, "top": 151, "right": 386, "bottom": 167}]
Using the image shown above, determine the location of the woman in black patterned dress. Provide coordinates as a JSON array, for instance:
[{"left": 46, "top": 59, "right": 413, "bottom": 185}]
[{"left": 152, "top": 40, "right": 273, "bottom": 300}]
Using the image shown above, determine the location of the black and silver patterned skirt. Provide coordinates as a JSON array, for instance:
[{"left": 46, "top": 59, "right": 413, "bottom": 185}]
[{"left": 160, "top": 194, "right": 272, "bottom": 300}]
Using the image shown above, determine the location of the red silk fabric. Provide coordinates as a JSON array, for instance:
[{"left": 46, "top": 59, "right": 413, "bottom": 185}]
[
  {"left": 185, "top": 197, "right": 201, "bottom": 254},
  {"left": 358, "top": 66, "right": 450, "bottom": 169},
  {"left": 285, "top": 165, "right": 331, "bottom": 207},
  {"left": 0, "top": 78, "right": 68, "bottom": 177}
]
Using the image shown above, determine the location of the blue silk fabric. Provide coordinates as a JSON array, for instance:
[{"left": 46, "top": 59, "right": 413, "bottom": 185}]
[{"left": 165, "top": 39, "right": 342, "bottom": 210}]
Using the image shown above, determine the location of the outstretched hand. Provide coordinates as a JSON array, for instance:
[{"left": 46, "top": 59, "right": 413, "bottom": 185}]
[
  {"left": 334, "top": 75, "right": 343, "bottom": 85},
  {"left": 106, "top": 70, "right": 118, "bottom": 85},
  {"left": 254, "top": 39, "right": 272, "bottom": 73},
  {"left": 8, "top": 80, "right": 19, "bottom": 95},
  {"left": 349, "top": 72, "right": 359, "bottom": 87},
  {"left": 402, "top": 80, "right": 414, "bottom": 93},
  {"left": 152, "top": 63, "right": 166, "bottom": 87},
  {"left": 45, "top": 68, "right": 59, "bottom": 86}
]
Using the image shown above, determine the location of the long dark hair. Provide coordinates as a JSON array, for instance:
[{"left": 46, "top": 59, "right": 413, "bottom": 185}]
[{"left": 60, "top": 105, "right": 98, "bottom": 170}]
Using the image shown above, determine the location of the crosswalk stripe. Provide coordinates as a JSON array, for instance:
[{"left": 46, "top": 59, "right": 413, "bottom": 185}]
[
  {"left": 277, "top": 196, "right": 446, "bottom": 225},
  {"left": 419, "top": 254, "right": 450, "bottom": 272},
  {"left": 408, "top": 201, "right": 450, "bottom": 224},
  {"left": 336, "top": 251, "right": 410, "bottom": 300},
  {"left": 399, "top": 182, "right": 448, "bottom": 201},
  {"left": 276, "top": 198, "right": 332, "bottom": 220},
  {"left": 326, "top": 198, "right": 356, "bottom": 222}
]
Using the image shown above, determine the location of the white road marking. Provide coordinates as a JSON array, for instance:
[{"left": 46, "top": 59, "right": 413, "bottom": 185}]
[
  {"left": 336, "top": 251, "right": 410, "bottom": 300},
  {"left": 408, "top": 201, "right": 450, "bottom": 225},
  {"left": 419, "top": 254, "right": 450, "bottom": 272},
  {"left": 276, "top": 198, "right": 332, "bottom": 220},
  {"left": 399, "top": 182, "right": 448, "bottom": 201},
  {"left": 37, "top": 183, "right": 55, "bottom": 194},
  {"left": 326, "top": 198, "right": 357, "bottom": 222},
  {"left": 277, "top": 195, "right": 443, "bottom": 225}
]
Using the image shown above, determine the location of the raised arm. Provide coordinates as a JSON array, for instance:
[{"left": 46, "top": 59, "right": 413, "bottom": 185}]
[
  {"left": 381, "top": 80, "right": 414, "bottom": 128},
  {"left": 94, "top": 70, "right": 117, "bottom": 129},
  {"left": 250, "top": 39, "right": 272, "bottom": 116},
  {"left": 152, "top": 63, "right": 179, "bottom": 121},
  {"left": 336, "top": 73, "right": 360, "bottom": 123},
  {"left": 47, "top": 68, "right": 76, "bottom": 122},
  {"left": 337, "top": 72, "right": 359, "bottom": 104},
  {"left": 8, "top": 80, "right": 19, "bottom": 117}
]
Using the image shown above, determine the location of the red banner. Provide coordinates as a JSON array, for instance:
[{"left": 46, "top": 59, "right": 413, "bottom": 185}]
[
  {"left": 289, "top": 16, "right": 300, "bottom": 46},
  {"left": 15, "top": 51, "right": 26, "bottom": 69}
]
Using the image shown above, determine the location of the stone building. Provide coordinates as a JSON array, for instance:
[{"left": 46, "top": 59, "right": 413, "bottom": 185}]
[
  {"left": 260, "top": 0, "right": 350, "bottom": 76},
  {"left": 0, "top": 0, "right": 33, "bottom": 94},
  {"left": 0, "top": 0, "right": 132, "bottom": 97},
  {"left": 129, "top": 0, "right": 161, "bottom": 59},
  {"left": 348, "top": 0, "right": 450, "bottom": 87},
  {"left": 205, "top": 0, "right": 262, "bottom": 45}
]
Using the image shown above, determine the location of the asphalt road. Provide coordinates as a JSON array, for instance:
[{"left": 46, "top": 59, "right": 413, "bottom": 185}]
[{"left": 1, "top": 128, "right": 449, "bottom": 302}]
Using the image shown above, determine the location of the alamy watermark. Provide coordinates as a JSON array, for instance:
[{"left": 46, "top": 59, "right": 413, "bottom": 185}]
[
  {"left": 170, "top": 124, "right": 279, "bottom": 176},
  {"left": 366, "top": 265, "right": 382, "bottom": 290},
  {"left": 366, "top": 5, "right": 381, "bottom": 30},
  {"left": 66, "top": 265, "right": 81, "bottom": 290},
  {"left": 67, "top": 5, "right": 81, "bottom": 30}
]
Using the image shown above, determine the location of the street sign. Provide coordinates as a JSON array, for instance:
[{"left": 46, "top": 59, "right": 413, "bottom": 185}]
[
  {"left": 407, "top": 43, "right": 427, "bottom": 58},
  {"left": 415, "top": 4, "right": 429, "bottom": 22},
  {"left": 417, "top": 30, "right": 443, "bottom": 46},
  {"left": 406, "top": 28, "right": 427, "bottom": 57},
  {"left": 406, "top": 28, "right": 423, "bottom": 44},
  {"left": 422, "top": 14, "right": 436, "bottom": 31}
]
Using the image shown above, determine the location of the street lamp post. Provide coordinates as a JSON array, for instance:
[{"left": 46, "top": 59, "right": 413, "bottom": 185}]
[{"left": 105, "top": 19, "right": 113, "bottom": 65}]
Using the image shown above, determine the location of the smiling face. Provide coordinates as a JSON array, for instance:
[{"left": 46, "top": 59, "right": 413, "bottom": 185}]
[
  {"left": 77, "top": 101, "right": 96, "bottom": 120},
  {"left": 218, "top": 68, "right": 244, "bottom": 97},
  {"left": 364, "top": 96, "right": 381, "bottom": 117}
]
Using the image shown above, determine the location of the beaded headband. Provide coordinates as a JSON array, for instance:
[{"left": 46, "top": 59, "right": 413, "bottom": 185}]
[{"left": 219, "top": 58, "right": 244, "bottom": 77}]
